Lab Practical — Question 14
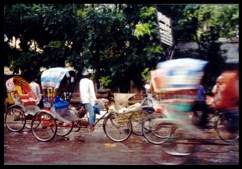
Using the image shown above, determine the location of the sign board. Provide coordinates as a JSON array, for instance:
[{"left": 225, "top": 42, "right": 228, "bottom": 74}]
[{"left": 156, "top": 11, "right": 173, "bottom": 47}]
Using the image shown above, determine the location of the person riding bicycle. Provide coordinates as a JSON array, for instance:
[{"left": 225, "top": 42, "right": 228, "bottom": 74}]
[
  {"left": 209, "top": 71, "right": 239, "bottom": 131},
  {"left": 79, "top": 71, "right": 98, "bottom": 132}
]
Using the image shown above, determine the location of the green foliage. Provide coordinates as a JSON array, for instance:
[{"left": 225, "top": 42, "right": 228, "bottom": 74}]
[
  {"left": 134, "top": 23, "right": 152, "bottom": 39},
  {"left": 46, "top": 41, "right": 62, "bottom": 48},
  {"left": 140, "top": 6, "right": 156, "bottom": 17},
  {"left": 141, "top": 68, "right": 151, "bottom": 81},
  {"left": 134, "top": 6, "right": 157, "bottom": 39},
  {"left": 4, "top": 4, "right": 238, "bottom": 92},
  {"left": 99, "top": 76, "right": 112, "bottom": 88}
]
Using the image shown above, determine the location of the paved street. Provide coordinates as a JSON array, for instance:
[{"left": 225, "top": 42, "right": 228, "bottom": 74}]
[{"left": 4, "top": 119, "right": 239, "bottom": 165}]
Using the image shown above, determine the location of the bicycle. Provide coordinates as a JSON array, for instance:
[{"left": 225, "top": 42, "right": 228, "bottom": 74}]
[{"left": 192, "top": 100, "right": 239, "bottom": 143}]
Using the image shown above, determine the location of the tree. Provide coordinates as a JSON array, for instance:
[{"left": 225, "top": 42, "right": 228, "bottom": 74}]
[{"left": 4, "top": 4, "right": 238, "bottom": 92}]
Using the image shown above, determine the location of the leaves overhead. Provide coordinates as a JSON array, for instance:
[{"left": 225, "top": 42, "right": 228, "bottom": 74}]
[{"left": 4, "top": 4, "right": 238, "bottom": 92}]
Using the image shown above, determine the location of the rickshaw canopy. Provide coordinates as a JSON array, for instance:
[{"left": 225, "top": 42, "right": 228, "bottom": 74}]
[
  {"left": 151, "top": 58, "right": 208, "bottom": 92},
  {"left": 5, "top": 76, "right": 37, "bottom": 100},
  {"left": 41, "top": 67, "right": 74, "bottom": 89}
]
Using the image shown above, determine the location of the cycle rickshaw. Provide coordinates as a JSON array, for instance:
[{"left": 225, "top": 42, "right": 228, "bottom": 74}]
[
  {"left": 30, "top": 67, "right": 132, "bottom": 142},
  {"left": 5, "top": 76, "right": 40, "bottom": 132},
  {"left": 142, "top": 58, "right": 209, "bottom": 144}
]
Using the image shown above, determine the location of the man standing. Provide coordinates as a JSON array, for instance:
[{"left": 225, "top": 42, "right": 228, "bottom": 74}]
[
  {"left": 79, "top": 71, "right": 97, "bottom": 132},
  {"left": 29, "top": 76, "right": 42, "bottom": 107}
]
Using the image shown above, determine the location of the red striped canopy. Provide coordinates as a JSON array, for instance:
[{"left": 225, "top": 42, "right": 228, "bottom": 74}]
[{"left": 5, "top": 76, "right": 37, "bottom": 100}]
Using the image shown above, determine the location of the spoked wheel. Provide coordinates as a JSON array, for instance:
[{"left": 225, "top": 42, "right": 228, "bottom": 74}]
[
  {"left": 5, "top": 107, "right": 26, "bottom": 132},
  {"left": 31, "top": 110, "right": 57, "bottom": 142},
  {"left": 103, "top": 113, "right": 132, "bottom": 142},
  {"left": 215, "top": 115, "right": 239, "bottom": 143},
  {"left": 129, "top": 110, "right": 150, "bottom": 136},
  {"left": 55, "top": 120, "right": 74, "bottom": 137},
  {"left": 142, "top": 113, "right": 173, "bottom": 145}
]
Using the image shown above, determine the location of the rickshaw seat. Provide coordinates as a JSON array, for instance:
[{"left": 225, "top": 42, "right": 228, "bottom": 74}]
[
  {"left": 7, "top": 92, "right": 15, "bottom": 105},
  {"left": 6, "top": 85, "right": 23, "bottom": 105},
  {"left": 20, "top": 94, "right": 36, "bottom": 106}
]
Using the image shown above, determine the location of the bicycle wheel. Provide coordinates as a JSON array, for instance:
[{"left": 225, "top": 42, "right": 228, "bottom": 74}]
[
  {"left": 142, "top": 113, "right": 173, "bottom": 145},
  {"left": 129, "top": 110, "right": 150, "bottom": 136},
  {"left": 31, "top": 110, "right": 57, "bottom": 142},
  {"left": 5, "top": 107, "right": 26, "bottom": 132},
  {"left": 103, "top": 112, "right": 132, "bottom": 142},
  {"left": 215, "top": 115, "right": 239, "bottom": 143},
  {"left": 56, "top": 120, "right": 74, "bottom": 137}
]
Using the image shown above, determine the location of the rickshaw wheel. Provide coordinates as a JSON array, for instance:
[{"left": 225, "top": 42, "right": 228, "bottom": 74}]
[
  {"left": 5, "top": 107, "right": 26, "bottom": 132},
  {"left": 142, "top": 113, "right": 173, "bottom": 145},
  {"left": 130, "top": 110, "right": 150, "bottom": 136},
  {"left": 31, "top": 111, "right": 57, "bottom": 142},
  {"left": 103, "top": 113, "right": 132, "bottom": 142}
]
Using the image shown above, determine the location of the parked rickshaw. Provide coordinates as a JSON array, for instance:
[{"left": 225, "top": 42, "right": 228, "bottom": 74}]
[
  {"left": 31, "top": 67, "right": 132, "bottom": 142},
  {"left": 5, "top": 76, "right": 40, "bottom": 131}
]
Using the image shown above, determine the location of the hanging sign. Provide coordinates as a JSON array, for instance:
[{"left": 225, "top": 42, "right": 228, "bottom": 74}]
[{"left": 156, "top": 11, "right": 174, "bottom": 47}]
